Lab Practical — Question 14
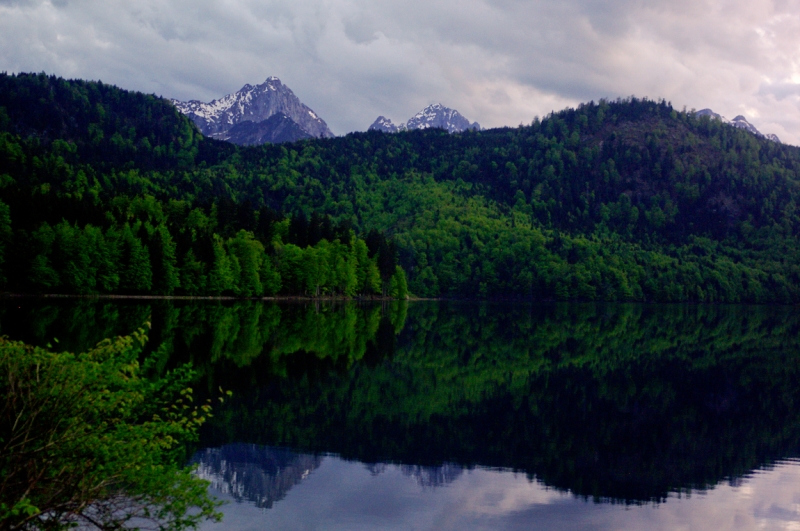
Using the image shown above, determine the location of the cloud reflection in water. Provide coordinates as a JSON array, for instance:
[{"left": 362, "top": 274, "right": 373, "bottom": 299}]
[{"left": 196, "top": 446, "right": 800, "bottom": 531}]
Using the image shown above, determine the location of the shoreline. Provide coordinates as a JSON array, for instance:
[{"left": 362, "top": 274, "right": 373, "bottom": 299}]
[
  {"left": 0, "top": 293, "right": 793, "bottom": 305},
  {"left": 0, "top": 292, "right": 423, "bottom": 302}
]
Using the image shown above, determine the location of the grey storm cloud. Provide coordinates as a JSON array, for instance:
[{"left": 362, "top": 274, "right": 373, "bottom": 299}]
[{"left": 1, "top": 0, "right": 799, "bottom": 144}]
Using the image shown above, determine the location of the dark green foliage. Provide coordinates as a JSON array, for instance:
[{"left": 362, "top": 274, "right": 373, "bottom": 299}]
[{"left": 2, "top": 72, "right": 800, "bottom": 300}]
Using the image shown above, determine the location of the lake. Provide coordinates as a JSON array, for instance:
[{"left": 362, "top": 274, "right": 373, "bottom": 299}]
[{"left": 3, "top": 299, "right": 800, "bottom": 530}]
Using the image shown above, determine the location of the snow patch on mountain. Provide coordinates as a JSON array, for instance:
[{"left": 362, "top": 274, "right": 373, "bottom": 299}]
[
  {"left": 368, "top": 116, "right": 401, "bottom": 133},
  {"left": 696, "top": 109, "right": 780, "bottom": 143},
  {"left": 406, "top": 104, "right": 480, "bottom": 133},
  {"left": 369, "top": 104, "right": 480, "bottom": 134}
]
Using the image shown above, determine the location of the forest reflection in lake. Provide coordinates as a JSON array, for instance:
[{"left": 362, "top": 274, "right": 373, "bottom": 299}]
[{"left": 2, "top": 299, "right": 800, "bottom": 528}]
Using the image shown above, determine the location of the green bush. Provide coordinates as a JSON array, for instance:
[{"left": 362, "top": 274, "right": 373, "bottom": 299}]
[{"left": 0, "top": 328, "right": 223, "bottom": 530}]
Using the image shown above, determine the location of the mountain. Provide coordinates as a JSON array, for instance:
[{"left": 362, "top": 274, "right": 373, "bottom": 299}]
[
  {"left": 225, "top": 113, "right": 313, "bottom": 146},
  {"left": 368, "top": 116, "right": 401, "bottom": 133},
  {"left": 696, "top": 109, "right": 780, "bottom": 143},
  {"left": 369, "top": 104, "right": 480, "bottom": 134},
  {"left": 405, "top": 103, "right": 481, "bottom": 133},
  {"left": 172, "top": 77, "right": 333, "bottom": 144}
]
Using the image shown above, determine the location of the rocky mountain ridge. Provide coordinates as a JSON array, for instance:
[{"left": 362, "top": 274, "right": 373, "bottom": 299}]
[
  {"left": 369, "top": 103, "right": 480, "bottom": 134},
  {"left": 696, "top": 109, "right": 780, "bottom": 143},
  {"left": 172, "top": 77, "right": 333, "bottom": 145},
  {"left": 225, "top": 113, "right": 313, "bottom": 146}
]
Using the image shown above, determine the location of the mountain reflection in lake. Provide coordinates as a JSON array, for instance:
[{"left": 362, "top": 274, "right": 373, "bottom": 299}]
[
  {"left": 192, "top": 444, "right": 323, "bottom": 509},
  {"left": 194, "top": 445, "right": 800, "bottom": 531},
  {"left": 4, "top": 300, "right": 800, "bottom": 529}
]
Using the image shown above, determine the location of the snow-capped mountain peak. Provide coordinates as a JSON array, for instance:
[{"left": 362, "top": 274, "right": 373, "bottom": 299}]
[
  {"left": 172, "top": 77, "right": 333, "bottom": 144},
  {"left": 368, "top": 116, "right": 400, "bottom": 133},
  {"left": 406, "top": 104, "right": 480, "bottom": 133},
  {"left": 368, "top": 104, "right": 480, "bottom": 134},
  {"left": 730, "top": 115, "right": 761, "bottom": 136}
]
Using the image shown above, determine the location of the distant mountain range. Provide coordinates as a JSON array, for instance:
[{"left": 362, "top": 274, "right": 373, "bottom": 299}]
[
  {"left": 171, "top": 77, "right": 333, "bottom": 145},
  {"left": 171, "top": 76, "right": 781, "bottom": 147},
  {"left": 369, "top": 104, "right": 481, "bottom": 134},
  {"left": 172, "top": 77, "right": 482, "bottom": 145},
  {"left": 696, "top": 109, "right": 780, "bottom": 143}
]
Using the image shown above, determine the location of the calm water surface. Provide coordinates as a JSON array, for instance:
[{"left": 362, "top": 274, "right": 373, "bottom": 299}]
[
  {"left": 195, "top": 448, "right": 800, "bottom": 531},
  {"left": 3, "top": 299, "right": 800, "bottom": 530}
]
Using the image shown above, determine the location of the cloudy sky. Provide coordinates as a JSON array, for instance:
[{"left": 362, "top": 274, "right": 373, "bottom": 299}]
[{"left": 1, "top": 0, "right": 799, "bottom": 144}]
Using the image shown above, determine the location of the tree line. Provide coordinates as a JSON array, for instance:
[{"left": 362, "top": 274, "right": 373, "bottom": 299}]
[
  {"left": 4, "top": 196, "right": 406, "bottom": 298},
  {"left": 2, "top": 72, "right": 800, "bottom": 301}
]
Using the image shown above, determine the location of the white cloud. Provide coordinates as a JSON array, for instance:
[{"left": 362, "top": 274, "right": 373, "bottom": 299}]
[{"left": 1, "top": 0, "right": 799, "bottom": 143}]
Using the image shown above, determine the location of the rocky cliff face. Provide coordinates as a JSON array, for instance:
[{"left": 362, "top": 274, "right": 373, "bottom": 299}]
[
  {"left": 696, "top": 109, "right": 780, "bottom": 143},
  {"left": 172, "top": 77, "right": 333, "bottom": 144},
  {"left": 225, "top": 113, "right": 313, "bottom": 145},
  {"left": 369, "top": 104, "right": 480, "bottom": 134}
]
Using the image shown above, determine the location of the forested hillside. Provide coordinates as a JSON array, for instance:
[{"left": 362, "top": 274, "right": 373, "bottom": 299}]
[
  {"left": 0, "top": 73, "right": 406, "bottom": 298},
  {"left": 2, "top": 72, "right": 800, "bottom": 301}
]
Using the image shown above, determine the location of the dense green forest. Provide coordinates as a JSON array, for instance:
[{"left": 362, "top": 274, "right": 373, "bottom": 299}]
[
  {"left": 0, "top": 73, "right": 407, "bottom": 298},
  {"left": 2, "top": 72, "right": 800, "bottom": 300}
]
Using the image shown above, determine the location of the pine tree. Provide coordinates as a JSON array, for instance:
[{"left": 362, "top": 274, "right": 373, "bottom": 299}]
[{"left": 120, "top": 224, "right": 152, "bottom": 292}]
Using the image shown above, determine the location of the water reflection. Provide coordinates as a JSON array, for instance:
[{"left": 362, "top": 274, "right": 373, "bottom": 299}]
[
  {"left": 195, "top": 445, "right": 800, "bottom": 531},
  {"left": 192, "top": 444, "right": 323, "bottom": 509},
  {"left": 196, "top": 302, "right": 800, "bottom": 504},
  {"left": 398, "top": 463, "right": 464, "bottom": 489},
  {"left": 4, "top": 299, "right": 800, "bottom": 508}
]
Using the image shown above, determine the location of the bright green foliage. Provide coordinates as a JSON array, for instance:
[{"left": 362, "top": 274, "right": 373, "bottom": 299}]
[
  {"left": 0, "top": 328, "right": 222, "bottom": 530},
  {"left": 208, "top": 234, "right": 235, "bottom": 295},
  {"left": 226, "top": 230, "right": 264, "bottom": 297},
  {"left": 179, "top": 249, "right": 207, "bottom": 295},
  {"left": 275, "top": 244, "right": 306, "bottom": 294},
  {"left": 120, "top": 224, "right": 152, "bottom": 292},
  {"left": 150, "top": 224, "right": 180, "bottom": 295},
  {"left": 353, "top": 239, "right": 381, "bottom": 295},
  {"left": 330, "top": 240, "right": 358, "bottom": 296},
  {"left": 260, "top": 255, "right": 282, "bottom": 295},
  {"left": 389, "top": 266, "right": 409, "bottom": 299}
]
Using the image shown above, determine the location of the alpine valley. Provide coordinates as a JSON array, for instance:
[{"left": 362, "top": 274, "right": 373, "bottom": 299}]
[{"left": 1, "top": 71, "right": 800, "bottom": 302}]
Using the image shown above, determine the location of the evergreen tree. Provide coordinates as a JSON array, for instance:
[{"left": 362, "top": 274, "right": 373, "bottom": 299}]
[
  {"left": 227, "top": 230, "right": 264, "bottom": 297},
  {"left": 150, "top": 223, "right": 180, "bottom": 295},
  {"left": 207, "top": 234, "right": 234, "bottom": 295},
  {"left": 120, "top": 224, "right": 152, "bottom": 292}
]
